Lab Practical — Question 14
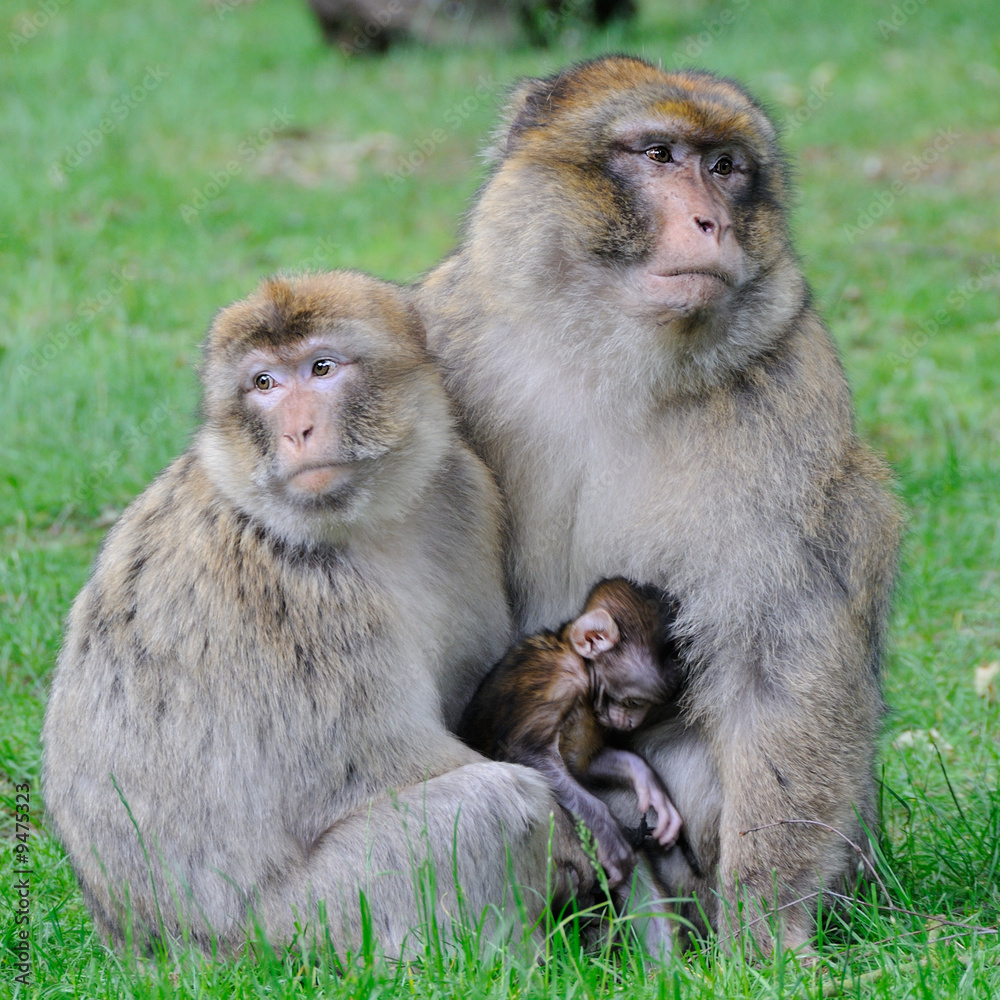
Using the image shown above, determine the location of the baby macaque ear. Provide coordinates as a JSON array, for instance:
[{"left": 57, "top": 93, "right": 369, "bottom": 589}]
[{"left": 569, "top": 609, "right": 620, "bottom": 658}]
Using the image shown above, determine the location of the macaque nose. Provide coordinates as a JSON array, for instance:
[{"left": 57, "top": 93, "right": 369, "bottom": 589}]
[
  {"left": 693, "top": 210, "right": 730, "bottom": 242},
  {"left": 284, "top": 424, "right": 314, "bottom": 451}
]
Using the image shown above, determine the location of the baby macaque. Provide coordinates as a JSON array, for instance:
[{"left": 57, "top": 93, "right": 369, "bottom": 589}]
[{"left": 459, "top": 578, "right": 684, "bottom": 887}]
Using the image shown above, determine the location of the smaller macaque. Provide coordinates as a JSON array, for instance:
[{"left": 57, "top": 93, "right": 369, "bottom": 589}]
[{"left": 459, "top": 578, "right": 684, "bottom": 887}]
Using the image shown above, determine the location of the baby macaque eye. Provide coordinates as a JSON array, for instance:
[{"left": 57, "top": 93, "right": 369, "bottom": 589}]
[
  {"left": 621, "top": 698, "right": 647, "bottom": 711},
  {"left": 645, "top": 145, "right": 673, "bottom": 164},
  {"left": 254, "top": 373, "right": 275, "bottom": 392},
  {"left": 312, "top": 359, "right": 336, "bottom": 377}
]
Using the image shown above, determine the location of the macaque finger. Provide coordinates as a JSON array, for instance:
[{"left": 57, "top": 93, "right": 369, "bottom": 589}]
[
  {"left": 647, "top": 787, "right": 682, "bottom": 847},
  {"left": 595, "top": 827, "right": 636, "bottom": 888},
  {"left": 636, "top": 785, "right": 652, "bottom": 815}
]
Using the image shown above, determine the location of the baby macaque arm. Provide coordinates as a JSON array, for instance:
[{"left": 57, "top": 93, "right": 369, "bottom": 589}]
[
  {"left": 586, "top": 747, "right": 682, "bottom": 848},
  {"left": 522, "top": 747, "right": 636, "bottom": 888}
]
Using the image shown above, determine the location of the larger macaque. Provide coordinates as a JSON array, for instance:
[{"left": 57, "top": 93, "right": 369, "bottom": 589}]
[
  {"left": 416, "top": 57, "right": 902, "bottom": 953},
  {"left": 42, "top": 271, "right": 589, "bottom": 956}
]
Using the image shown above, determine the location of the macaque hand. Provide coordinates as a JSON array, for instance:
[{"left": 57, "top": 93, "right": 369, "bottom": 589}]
[
  {"left": 631, "top": 759, "right": 682, "bottom": 848},
  {"left": 588, "top": 806, "right": 638, "bottom": 887}
]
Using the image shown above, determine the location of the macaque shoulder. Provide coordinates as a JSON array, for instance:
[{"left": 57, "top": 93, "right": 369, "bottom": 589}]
[
  {"left": 73, "top": 449, "right": 392, "bottom": 674},
  {"left": 707, "top": 311, "right": 852, "bottom": 434},
  {"left": 414, "top": 446, "right": 507, "bottom": 562}
]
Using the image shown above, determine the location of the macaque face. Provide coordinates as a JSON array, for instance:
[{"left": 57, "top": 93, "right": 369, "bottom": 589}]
[
  {"left": 593, "top": 690, "right": 653, "bottom": 731},
  {"left": 491, "top": 60, "right": 790, "bottom": 335},
  {"left": 199, "top": 273, "right": 435, "bottom": 533},
  {"left": 240, "top": 335, "right": 360, "bottom": 505},
  {"left": 606, "top": 125, "right": 752, "bottom": 316},
  {"left": 590, "top": 643, "right": 665, "bottom": 732},
  {"left": 568, "top": 588, "right": 670, "bottom": 732}
]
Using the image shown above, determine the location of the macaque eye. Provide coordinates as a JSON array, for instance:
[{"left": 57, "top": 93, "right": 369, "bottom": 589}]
[
  {"left": 620, "top": 698, "right": 647, "bottom": 711},
  {"left": 645, "top": 145, "right": 673, "bottom": 164},
  {"left": 254, "top": 373, "right": 275, "bottom": 392},
  {"left": 312, "top": 358, "right": 336, "bottom": 377},
  {"left": 712, "top": 155, "right": 735, "bottom": 176}
]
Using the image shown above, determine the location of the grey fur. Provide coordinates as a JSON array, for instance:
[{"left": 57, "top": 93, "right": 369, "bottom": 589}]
[
  {"left": 415, "top": 58, "right": 902, "bottom": 953},
  {"left": 42, "top": 272, "right": 587, "bottom": 957}
]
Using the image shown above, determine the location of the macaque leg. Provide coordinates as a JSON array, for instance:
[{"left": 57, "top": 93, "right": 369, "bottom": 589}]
[
  {"left": 587, "top": 748, "right": 682, "bottom": 848},
  {"left": 711, "top": 626, "right": 881, "bottom": 956},
  {"left": 257, "top": 761, "right": 584, "bottom": 958},
  {"left": 614, "top": 855, "right": 676, "bottom": 961}
]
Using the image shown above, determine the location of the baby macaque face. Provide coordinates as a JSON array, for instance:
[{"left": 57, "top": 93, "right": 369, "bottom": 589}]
[
  {"left": 568, "top": 604, "right": 666, "bottom": 732},
  {"left": 591, "top": 641, "right": 662, "bottom": 730},
  {"left": 569, "top": 580, "right": 667, "bottom": 732},
  {"left": 592, "top": 688, "right": 654, "bottom": 731}
]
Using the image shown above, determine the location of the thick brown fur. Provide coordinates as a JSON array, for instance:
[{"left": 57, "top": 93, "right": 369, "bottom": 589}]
[
  {"left": 42, "top": 270, "right": 590, "bottom": 957},
  {"left": 459, "top": 578, "right": 684, "bottom": 888},
  {"left": 416, "top": 57, "right": 903, "bottom": 954}
]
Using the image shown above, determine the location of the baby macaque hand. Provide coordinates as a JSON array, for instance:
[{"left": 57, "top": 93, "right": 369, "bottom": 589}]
[
  {"left": 587, "top": 804, "right": 637, "bottom": 887},
  {"left": 629, "top": 756, "right": 682, "bottom": 848},
  {"left": 587, "top": 746, "right": 683, "bottom": 849}
]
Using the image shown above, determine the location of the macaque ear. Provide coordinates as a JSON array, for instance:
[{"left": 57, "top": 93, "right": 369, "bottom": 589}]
[
  {"left": 401, "top": 300, "right": 428, "bottom": 350},
  {"left": 486, "top": 76, "right": 550, "bottom": 163},
  {"left": 569, "top": 609, "right": 620, "bottom": 658}
]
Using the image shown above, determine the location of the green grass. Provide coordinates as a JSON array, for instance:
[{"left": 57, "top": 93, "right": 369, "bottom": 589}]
[{"left": 2, "top": 0, "right": 999, "bottom": 995}]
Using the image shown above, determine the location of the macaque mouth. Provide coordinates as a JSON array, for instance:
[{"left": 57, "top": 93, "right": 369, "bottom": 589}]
[
  {"left": 287, "top": 463, "right": 349, "bottom": 493},
  {"left": 646, "top": 269, "right": 737, "bottom": 313},
  {"left": 651, "top": 268, "right": 734, "bottom": 286}
]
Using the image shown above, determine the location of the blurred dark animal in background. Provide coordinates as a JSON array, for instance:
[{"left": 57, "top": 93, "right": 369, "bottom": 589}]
[{"left": 305, "top": 0, "right": 636, "bottom": 54}]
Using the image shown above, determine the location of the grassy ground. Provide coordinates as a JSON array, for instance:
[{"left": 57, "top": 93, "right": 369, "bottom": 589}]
[{"left": 2, "top": 0, "right": 998, "bottom": 995}]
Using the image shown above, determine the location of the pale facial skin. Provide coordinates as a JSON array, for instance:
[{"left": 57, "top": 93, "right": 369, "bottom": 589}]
[
  {"left": 240, "top": 335, "right": 358, "bottom": 503},
  {"left": 610, "top": 122, "right": 752, "bottom": 316}
]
